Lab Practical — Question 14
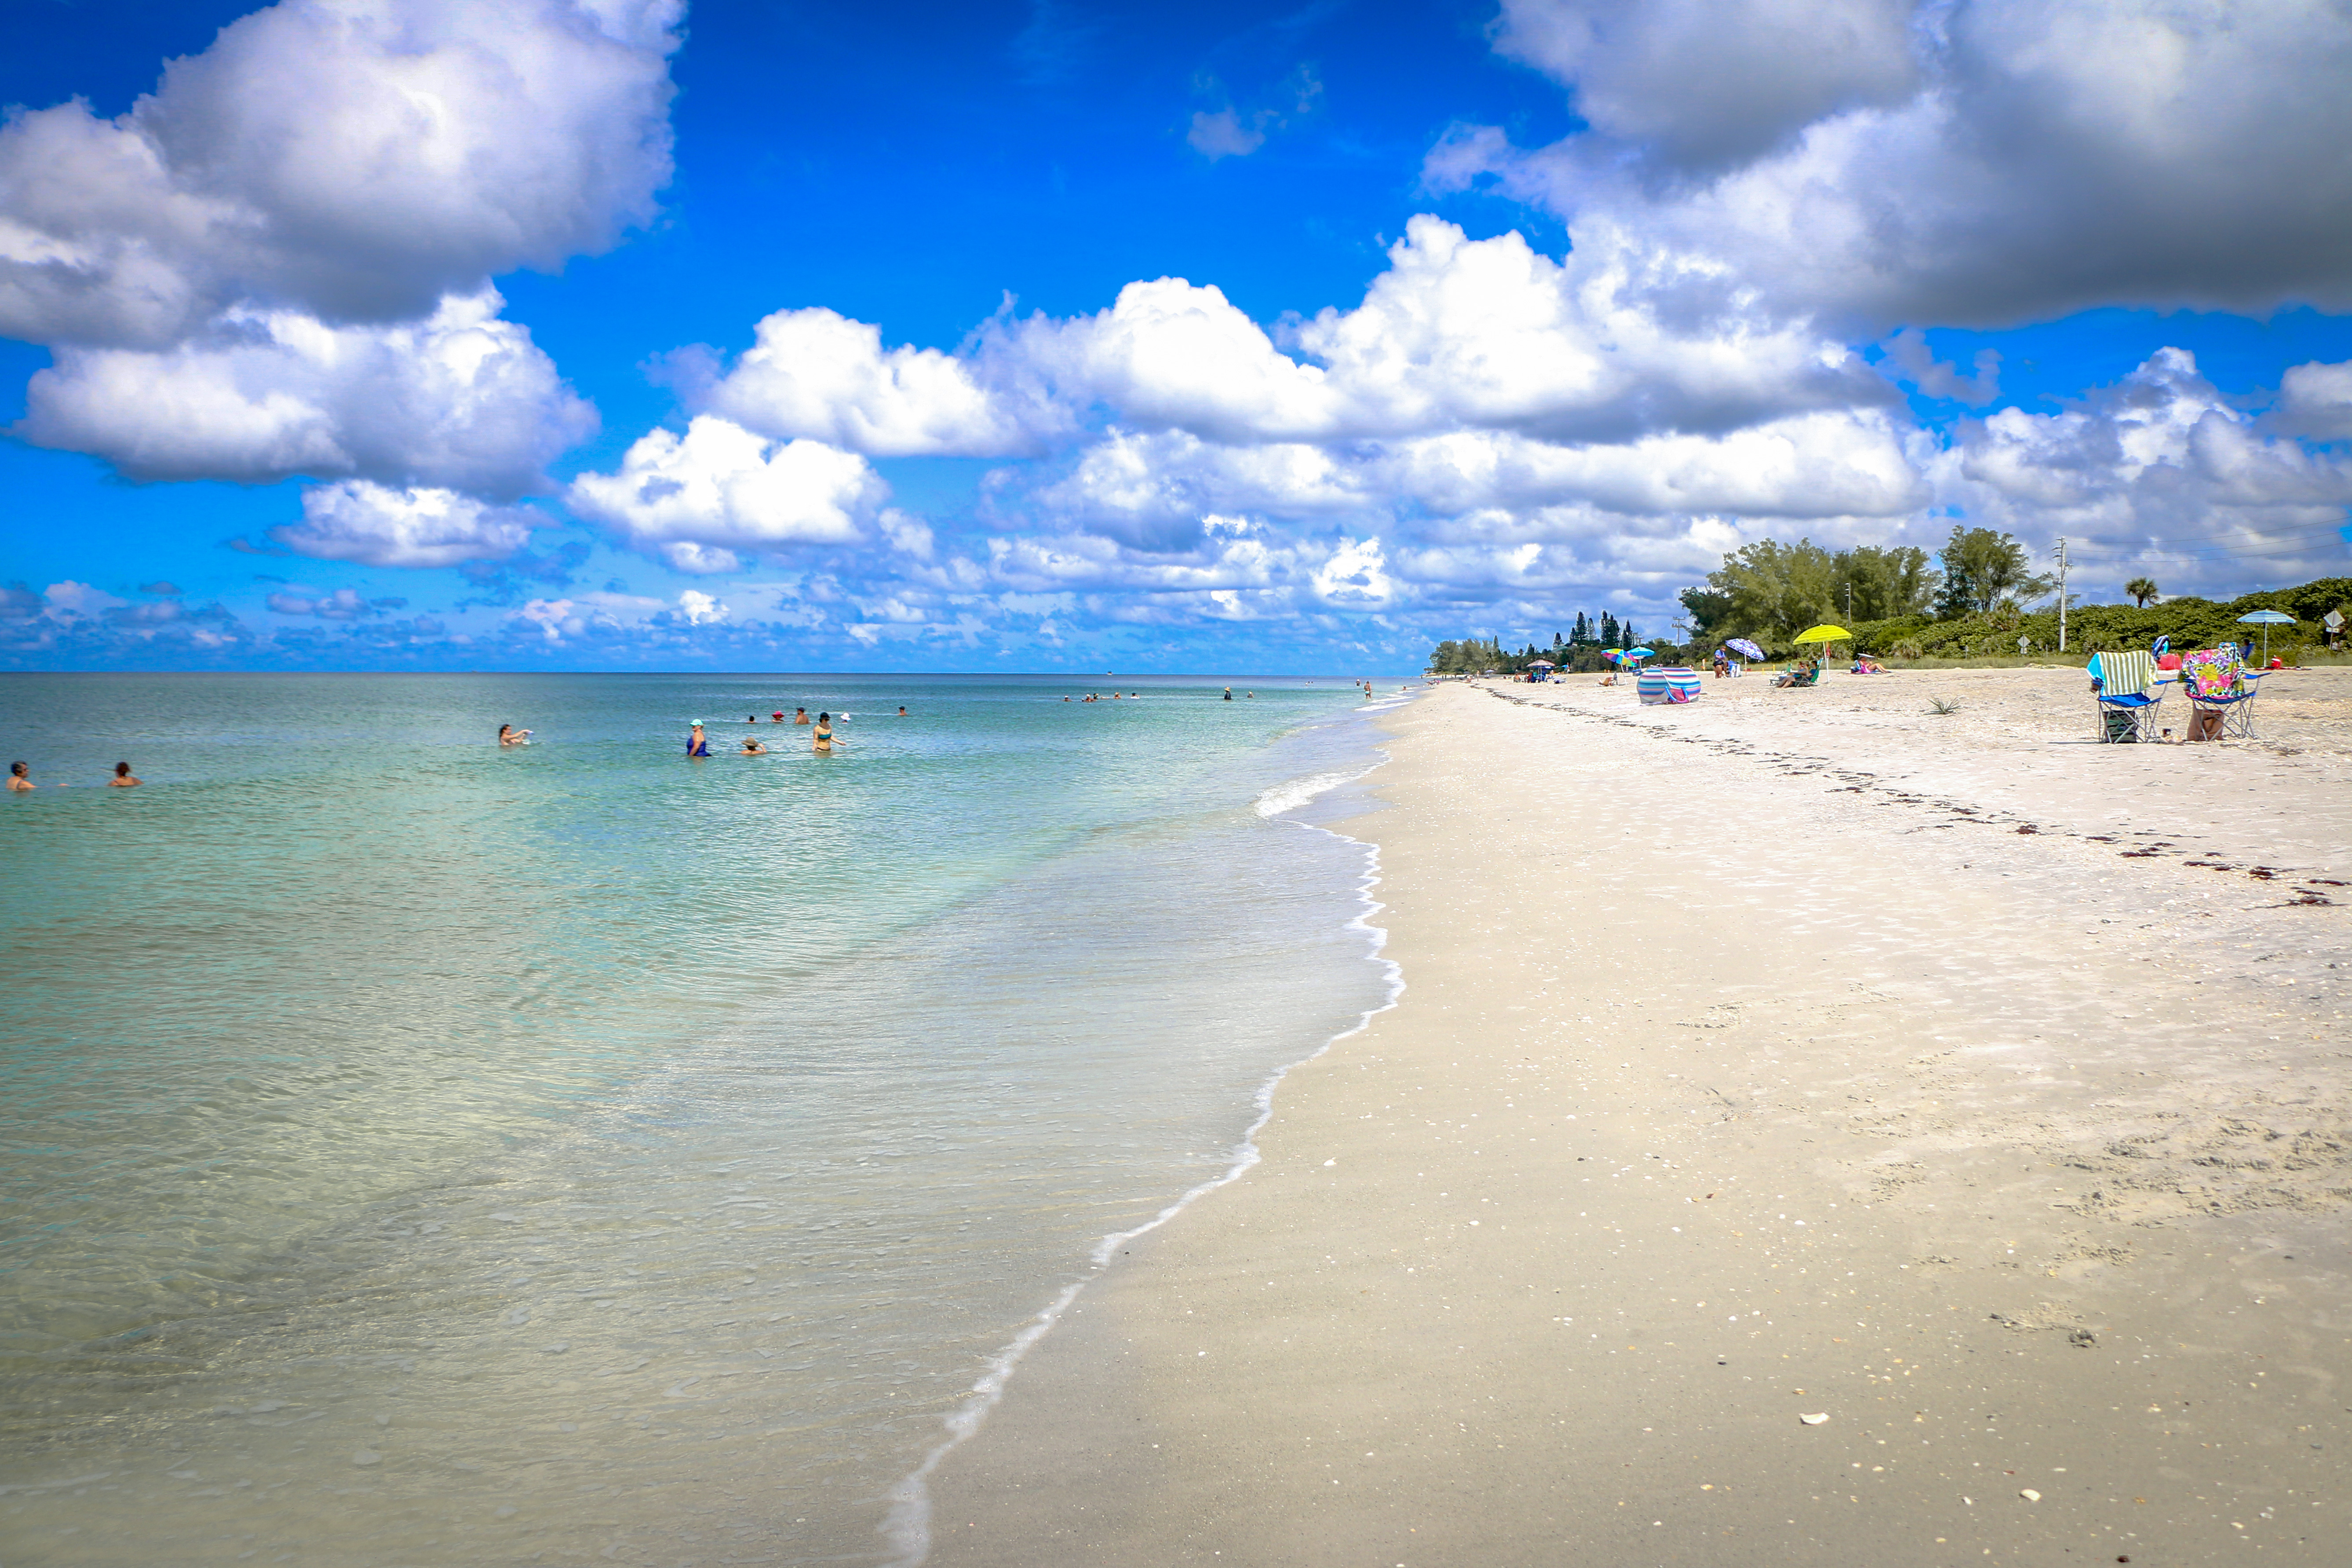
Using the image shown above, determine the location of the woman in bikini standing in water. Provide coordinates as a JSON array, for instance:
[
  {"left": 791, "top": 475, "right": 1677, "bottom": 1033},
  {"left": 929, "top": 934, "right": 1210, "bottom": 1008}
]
[{"left": 812, "top": 713, "right": 836, "bottom": 755}]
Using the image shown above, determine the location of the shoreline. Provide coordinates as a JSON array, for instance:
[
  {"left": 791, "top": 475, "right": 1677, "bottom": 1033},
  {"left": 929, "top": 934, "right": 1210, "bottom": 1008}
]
[
  {"left": 884, "top": 725, "right": 1412, "bottom": 1566},
  {"left": 921, "top": 673, "right": 2350, "bottom": 1566}
]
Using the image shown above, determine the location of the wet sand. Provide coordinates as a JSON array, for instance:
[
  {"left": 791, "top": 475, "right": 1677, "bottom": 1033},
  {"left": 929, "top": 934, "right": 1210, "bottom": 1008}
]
[{"left": 922, "top": 669, "right": 2350, "bottom": 1566}]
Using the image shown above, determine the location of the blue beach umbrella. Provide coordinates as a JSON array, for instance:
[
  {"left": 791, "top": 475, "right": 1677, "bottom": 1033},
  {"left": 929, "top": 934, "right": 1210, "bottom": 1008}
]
[
  {"left": 2236, "top": 609, "right": 2295, "bottom": 665},
  {"left": 1726, "top": 637, "right": 1766, "bottom": 662},
  {"left": 1622, "top": 646, "right": 1655, "bottom": 660}
]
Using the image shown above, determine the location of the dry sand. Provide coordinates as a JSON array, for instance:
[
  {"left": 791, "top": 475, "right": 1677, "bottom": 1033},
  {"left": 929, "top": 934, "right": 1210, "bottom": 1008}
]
[{"left": 922, "top": 667, "right": 2351, "bottom": 1567}]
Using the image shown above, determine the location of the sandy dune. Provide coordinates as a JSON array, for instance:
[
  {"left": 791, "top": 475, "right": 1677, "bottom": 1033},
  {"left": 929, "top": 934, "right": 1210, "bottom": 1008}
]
[{"left": 923, "top": 671, "right": 2348, "bottom": 1567}]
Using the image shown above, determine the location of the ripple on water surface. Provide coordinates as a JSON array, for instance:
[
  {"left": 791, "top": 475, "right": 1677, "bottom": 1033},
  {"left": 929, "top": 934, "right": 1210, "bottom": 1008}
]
[{"left": 0, "top": 672, "right": 1404, "bottom": 1564}]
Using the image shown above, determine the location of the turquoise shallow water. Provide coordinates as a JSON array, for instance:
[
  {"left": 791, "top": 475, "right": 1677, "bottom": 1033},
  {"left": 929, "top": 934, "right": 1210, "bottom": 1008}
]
[{"left": 0, "top": 673, "right": 1403, "bottom": 1566}]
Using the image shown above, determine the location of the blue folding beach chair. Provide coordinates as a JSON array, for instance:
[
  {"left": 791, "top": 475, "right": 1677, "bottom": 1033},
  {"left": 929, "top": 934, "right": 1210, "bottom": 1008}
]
[{"left": 2088, "top": 649, "right": 2165, "bottom": 742}]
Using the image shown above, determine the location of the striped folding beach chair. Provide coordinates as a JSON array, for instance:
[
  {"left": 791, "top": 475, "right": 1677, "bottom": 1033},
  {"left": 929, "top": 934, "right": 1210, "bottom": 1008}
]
[{"left": 2088, "top": 649, "right": 2165, "bottom": 742}]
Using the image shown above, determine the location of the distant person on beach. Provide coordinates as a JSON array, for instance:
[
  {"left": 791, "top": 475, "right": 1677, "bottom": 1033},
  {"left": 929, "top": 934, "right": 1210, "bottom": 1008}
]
[
  {"left": 9, "top": 761, "right": 36, "bottom": 791},
  {"left": 687, "top": 722, "right": 711, "bottom": 758},
  {"left": 813, "top": 714, "right": 836, "bottom": 754},
  {"left": 741, "top": 735, "right": 768, "bottom": 755},
  {"left": 794, "top": 708, "right": 810, "bottom": 725},
  {"left": 498, "top": 724, "right": 530, "bottom": 746},
  {"left": 109, "top": 762, "right": 141, "bottom": 787}
]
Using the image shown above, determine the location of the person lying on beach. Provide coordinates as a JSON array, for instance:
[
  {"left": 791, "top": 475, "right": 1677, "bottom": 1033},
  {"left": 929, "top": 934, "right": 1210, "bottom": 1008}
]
[
  {"left": 741, "top": 737, "right": 768, "bottom": 755},
  {"left": 687, "top": 722, "right": 711, "bottom": 758},
  {"left": 109, "top": 762, "right": 140, "bottom": 787},
  {"left": 9, "top": 761, "right": 37, "bottom": 791},
  {"left": 498, "top": 724, "right": 531, "bottom": 745}
]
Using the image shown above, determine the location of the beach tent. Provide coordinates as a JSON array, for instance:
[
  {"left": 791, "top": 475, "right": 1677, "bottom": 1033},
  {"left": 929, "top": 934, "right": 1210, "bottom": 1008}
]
[
  {"left": 1637, "top": 667, "right": 1703, "bottom": 704},
  {"left": 2235, "top": 609, "right": 2294, "bottom": 666}
]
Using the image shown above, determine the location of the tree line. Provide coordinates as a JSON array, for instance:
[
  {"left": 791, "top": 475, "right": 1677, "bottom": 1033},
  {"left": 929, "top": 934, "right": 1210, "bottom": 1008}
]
[
  {"left": 1677, "top": 525, "right": 2051, "bottom": 644},
  {"left": 1428, "top": 612, "right": 1641, "bottom": 675},
  {"left": 1426, "top": 523, "right": 2350, "bottom": 673}
]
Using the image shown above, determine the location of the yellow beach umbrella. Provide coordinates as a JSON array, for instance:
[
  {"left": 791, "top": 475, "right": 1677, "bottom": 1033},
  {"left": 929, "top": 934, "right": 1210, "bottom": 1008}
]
[{"left": 1792, "top": 624, "right": 1852, "bottom": 645}]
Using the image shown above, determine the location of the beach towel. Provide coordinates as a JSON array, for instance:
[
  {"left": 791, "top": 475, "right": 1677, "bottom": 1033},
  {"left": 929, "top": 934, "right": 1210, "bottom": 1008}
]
[
  {"left": 2181, "top": 647, "right": 2244, "bottom": 701},
  {"left": 2092, "top": 650, "right": 2155, "bottom": 698}
]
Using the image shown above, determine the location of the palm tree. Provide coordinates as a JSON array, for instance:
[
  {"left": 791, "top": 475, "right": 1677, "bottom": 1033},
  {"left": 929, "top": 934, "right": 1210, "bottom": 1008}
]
[{"left": 2125, "top": 576, "right": 2159, "bottom": 607}]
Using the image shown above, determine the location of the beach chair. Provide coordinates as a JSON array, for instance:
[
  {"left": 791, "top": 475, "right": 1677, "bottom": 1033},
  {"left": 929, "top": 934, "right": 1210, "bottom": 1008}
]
[
  {"left": 2087, "top": 649, "right": 2165, "bottom": 743},
  {"left": 2179, "top": 644, "right": 2261, "bottom": 740},
  {"left": 1774, "top": 663, "right": 1819, "bottom": 689}
]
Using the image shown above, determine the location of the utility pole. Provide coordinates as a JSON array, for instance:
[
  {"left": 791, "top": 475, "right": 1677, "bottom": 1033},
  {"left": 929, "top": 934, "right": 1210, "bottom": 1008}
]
[
  {"left": 1845, "top": 582, "right": 1853, "bottom": 626},
  {"left": 2055, "top": 536, "right": 2069, "bottom": 653}
]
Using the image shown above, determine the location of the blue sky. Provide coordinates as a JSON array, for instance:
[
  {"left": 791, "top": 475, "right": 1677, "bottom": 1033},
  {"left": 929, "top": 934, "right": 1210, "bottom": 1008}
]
[{"left": 4, "top": 0, "right": 2350, "bottom": 672}]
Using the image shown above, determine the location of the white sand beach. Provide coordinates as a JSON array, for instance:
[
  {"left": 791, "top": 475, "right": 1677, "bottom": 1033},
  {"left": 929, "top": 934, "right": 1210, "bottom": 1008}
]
[{"left": 923, "top": 669, "right": 2351, "bottom": 1566}]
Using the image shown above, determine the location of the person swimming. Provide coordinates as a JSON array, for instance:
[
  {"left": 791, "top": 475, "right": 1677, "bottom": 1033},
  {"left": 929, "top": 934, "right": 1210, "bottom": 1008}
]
[
  {"left": 1223, "top": 688, "right": 1233, "bottom": 700},
  {"left": 794, "top": 708, "right": 810, "bottom": 725},
  {"left": 813, "top": 713, "right": 835, "bottom": 754},
  {"left": 895, "top": 706, "right": 908, "bottom": 716},
  {"left": 8, "top": 761, "right": 36, "bottom": 791},
  {"left": 741, "top": 735, "right": 768, "bottom": 755},
  {"left": 109, "top": 762, "right": 140, "bottom": 787},
  {"left": 773, "top": 711, "right": 786, "bottom": 722},
  {"left": 686, "top": 721, "right": 711, "bottom": 758},
  {"left": 498, "top": 724, "right": 531, "bottom": 746}
]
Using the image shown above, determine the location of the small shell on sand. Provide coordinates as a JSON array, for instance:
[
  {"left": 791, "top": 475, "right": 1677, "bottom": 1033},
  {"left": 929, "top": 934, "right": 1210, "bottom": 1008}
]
[{"left": 1798, "top": 1412, "right": 1829, "bottom": 1425}]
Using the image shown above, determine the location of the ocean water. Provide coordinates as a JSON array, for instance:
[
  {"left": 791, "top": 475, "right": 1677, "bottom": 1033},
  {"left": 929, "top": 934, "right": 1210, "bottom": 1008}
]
[{"left": 0, "top": 672, "right": 1407, "bottom": 1567}]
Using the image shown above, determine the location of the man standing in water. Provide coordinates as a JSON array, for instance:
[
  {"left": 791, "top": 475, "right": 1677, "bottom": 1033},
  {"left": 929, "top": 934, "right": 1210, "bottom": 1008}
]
[{"left": 8, "top": 761, "right": 36, "bottom": 791}]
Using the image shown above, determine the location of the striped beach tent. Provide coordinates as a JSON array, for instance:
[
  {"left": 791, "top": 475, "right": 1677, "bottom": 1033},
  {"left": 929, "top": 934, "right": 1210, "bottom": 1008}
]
[{"left": 1637, "top": 667, "right": 1703, "bottom": 704}]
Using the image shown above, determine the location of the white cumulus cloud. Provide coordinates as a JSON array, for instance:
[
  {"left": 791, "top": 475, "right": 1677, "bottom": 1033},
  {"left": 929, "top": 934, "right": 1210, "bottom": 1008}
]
[
  {"left": 1443, "top": 0, "right": 2352, "bottom": 328},
  {"left": 693, "top": 307, "right": 1047, "bottom": 456},
  {"left": 271, "top": 480, "right": 540, "bottom": 567},
  {"left": 567, "top": 416, "right": 884, "bottom": 573},
  {"left": 0, "top": 0, "right": 678, "bottom": 510},
  {"left": 0, "top": 0, "right": 682, "bottom": 349},
  {"left": 16, "top": 290, "right": 593, "bottom": 494}
]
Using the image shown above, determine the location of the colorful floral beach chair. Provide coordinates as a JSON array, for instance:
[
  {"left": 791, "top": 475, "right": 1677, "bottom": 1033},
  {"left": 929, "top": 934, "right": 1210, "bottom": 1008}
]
[
  {"left": 2179, "top": 644, "right": 2261, "bottom": 739},
  {"left": 2088, "top": 649, "right": 2165, "bottom": 742}
]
